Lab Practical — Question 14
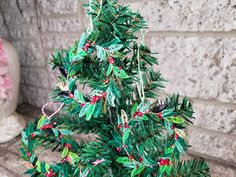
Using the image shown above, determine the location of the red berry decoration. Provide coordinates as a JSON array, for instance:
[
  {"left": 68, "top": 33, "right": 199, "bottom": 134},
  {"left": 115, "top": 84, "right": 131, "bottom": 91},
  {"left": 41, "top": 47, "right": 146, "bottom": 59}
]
[
  {"left": 40, "top": 124, "right": 53, "bottom": 130},
  {"left": 104, "top": 79, "right": 109, "bottom": 84},
  {"left": 137, "top": 112, "right": 143, "bottom": 117},
  {"left": 157, "top": 112, "right": 163, "bottom": 119},
  {"left": 117, "top": 124, "right": 122, "bottom": 129},
  {"left": 80, "top": 103, "right": 85, "bottom": 107},
  {"left": 45, "top": 169, "right": 55, "bottom": 177},
  {"left": 175, "top": 134, "right": 179, "bottom": 140},
  {"left": 159, "top": 158, "right": 170, "bottom": 166},
  {"left": 128, "top": 155, "right": 134, "bottom": 160},
  {"left": 108, "top": 56, "right": 115, "bottom": 64},
  {"left": 65, "top": 144, "right": 72, "bottom": 149},
  {"left": 91, "top": 95, "right": 101, "bottom": 104},
  {"left": 139, "top": 157, "right": 143, "bottom": 163},
  {"left": 173, "top": 114, "right": 177, "bottom": 117},
  {"left": 124, "top": 122, "right": 130, "bottom": 128},
  {"left": 68, "top": 92, "right": 74, "bottom": 98},
  {"left": 30, "top": 133, "right": 35, "bottom": 138},
  {"left": 102, "top": 92, "right": 107, "bottom": 98},
  {"left": 133, "top": 112, "right": 138, "bottom": 118},
  {"left": 83, "top": 47, "right": 88, "bottom": 52},
  {"left": 117, "top": 147, "right": 121, "bottom": 153},
  {"left": 26, "top": 152, "right": 31, "bottom": 157},
  {"left": 133, "top": 111, "right": 143, "bottom": 117},
  {"left": 118, "top": 66, "right": 122, "bottom": 70}
]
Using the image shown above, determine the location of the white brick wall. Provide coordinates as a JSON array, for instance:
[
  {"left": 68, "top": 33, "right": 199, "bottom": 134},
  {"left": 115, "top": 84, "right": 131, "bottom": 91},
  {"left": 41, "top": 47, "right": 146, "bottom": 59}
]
[{"left": 0, "top": 0, "right": 236, "bottom": 176}]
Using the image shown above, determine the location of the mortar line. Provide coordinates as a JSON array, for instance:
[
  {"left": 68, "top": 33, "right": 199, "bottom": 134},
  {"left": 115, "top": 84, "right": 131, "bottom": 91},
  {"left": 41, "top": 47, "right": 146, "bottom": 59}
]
[
  {"left": 33, "top": 0, "right": 50, "bottom": 67},
  {"left": 40, "top": 31, "right": 82, "bottom": 36},
  {"left": 190, "top": 97, "right": 236, "bottom": 108},
  {"left": 147, "top": 31, "right": 236, "bottom": 38},
  {"left": 162, "top": 91, "right": 236, "bottom": 108},
  {"left": 188, "top": 125, "right": 236, "bottom": 141},
  {"left": 20, "top": 83, "right": 51, "bottom": 91}
]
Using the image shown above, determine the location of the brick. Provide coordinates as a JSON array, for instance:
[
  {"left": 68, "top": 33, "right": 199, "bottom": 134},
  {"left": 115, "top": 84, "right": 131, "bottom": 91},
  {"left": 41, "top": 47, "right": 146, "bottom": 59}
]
[
  {"left": 207, "top": 161, "right": 236, "bottom": 177},
  {"left": 38, "top": 16, "right": 81, "bottom": 32},
  {"left": 18, "top": 0, "right": 35, "bottom": 9},
  {"left": 192, "top": 100, "right": 236, "bottom": 133},
  {"left": 20, "top": 85, "right": 50, "bottom": 108},
  {"left": 151, "top": 36, "right": 236, "bottom": 103},
  {"left": 36, "top": 0, "right": 78, "bottom": 16},
  {"left": 41, "top": 34, "right": 78, "bottom": 49},
  {"left": 0, "top": 0, "right": 36, "bottom": 25},
  {"left": 129, "top": 0, "right": 236, "bottom": 31},
  {"left": 21, "top": 67, "right": 49, "bottom": 88},
  {"left": 8, "top": 25, "right": 37, "bottom": 39},
  {"left": 13, "top": 40, "right": 45, "bottom": 67},
  {"left": 3, "top": 10, "right": 36, "bottom": 25},
  {"left": 0, "top": 0, "right": 19, "bottom": 11},
  {"left": 188, "top": 126, "right": 236, "bottom": 164}
]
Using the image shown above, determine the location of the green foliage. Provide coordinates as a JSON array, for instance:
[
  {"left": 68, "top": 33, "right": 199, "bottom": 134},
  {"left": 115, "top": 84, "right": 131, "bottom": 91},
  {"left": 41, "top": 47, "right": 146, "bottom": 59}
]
[{"left": 20, "top": 0, "right": 210, "bottom": 177}]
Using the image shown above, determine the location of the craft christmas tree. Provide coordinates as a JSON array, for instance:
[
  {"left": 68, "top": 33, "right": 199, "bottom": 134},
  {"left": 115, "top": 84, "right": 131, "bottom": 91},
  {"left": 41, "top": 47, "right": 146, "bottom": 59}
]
[{"left": 20, "top": 0, "right": 210, "bottom": 176}]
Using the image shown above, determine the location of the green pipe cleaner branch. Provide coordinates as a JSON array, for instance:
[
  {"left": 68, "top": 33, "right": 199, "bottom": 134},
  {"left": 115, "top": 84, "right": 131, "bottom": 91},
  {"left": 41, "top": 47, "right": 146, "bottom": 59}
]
[{"left": 20, "top": 0, "right": 210, "bottom": 177}]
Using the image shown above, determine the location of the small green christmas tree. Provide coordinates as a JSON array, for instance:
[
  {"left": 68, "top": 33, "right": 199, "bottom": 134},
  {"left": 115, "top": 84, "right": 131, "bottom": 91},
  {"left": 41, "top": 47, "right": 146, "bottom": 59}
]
[{"left": 20, "top": 0, "right": 210, "bottom": 176}]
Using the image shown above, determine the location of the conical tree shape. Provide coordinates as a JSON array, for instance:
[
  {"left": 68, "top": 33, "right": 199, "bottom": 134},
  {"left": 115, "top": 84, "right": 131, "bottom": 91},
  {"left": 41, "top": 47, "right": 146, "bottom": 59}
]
[{"left": 20, "top": 0, "right": 210, "bottom": 176}]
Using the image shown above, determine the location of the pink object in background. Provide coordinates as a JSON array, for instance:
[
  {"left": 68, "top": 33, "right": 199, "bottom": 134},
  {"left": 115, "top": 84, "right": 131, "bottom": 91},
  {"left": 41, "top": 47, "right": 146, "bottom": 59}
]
[{"left": 0, "top": 38, "right": 13, "bottom": 102}]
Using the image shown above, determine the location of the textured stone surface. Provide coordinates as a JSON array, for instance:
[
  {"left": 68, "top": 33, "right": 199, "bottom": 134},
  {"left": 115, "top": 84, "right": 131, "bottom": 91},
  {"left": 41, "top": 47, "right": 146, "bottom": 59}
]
[
  {"left": 0, "top": 166, "right": 15, "bottom": 177},
  {"left": 42, "top": 34, "right": 79, "bottom": 49},
  {"left": 3, "top": 9, "right": 36, "bottom": 25},
  {"left": 207, "top": 161, "right": 236, "bottom": 177},
  {"left": 193, "top": 100, "right": 236, "bottom": 133},
  {"left": 151, "top": 36, "right": 236, "bottom": 103},
  {"left": 38, "top": 16, "right": 81, "bottom": 32},
  {"left": 129, "top": 0, "right": 236, "bottom": 31},
  {"left": 47, "top": 65, "right": 60, "bottom": 89},
  {"left": 0, "top": 153, "right": 27, "bottom": 176},
  {"left": 18, "top": 0, "right": 35, "bottom": 9},
  {"left": 188, "top": 126, "right": 236, "bottom": 164},
  {"left": 0, "top": 15, "right": 8, "bottom": 39},
  {"left": 36, "top": 0, "right": 78, "bottom": 16},
  {"left": 0, "top": 0, "right": 36, "bottom": 25},
  {"left": 13, "top": 40, "right": 45, "bottom": 67},
  {"left": 8, "top": 25, "right": 37, "bottom": 40},
  {"left": 36, "top": 148, "right": 61, "bottom": 163},
  {"left": 0, "top": 1, "right": 236, "bottom": 175},
  {"left": 0, "top": 0, "right": 19, "bottom": 11},
  {"left": 20, "top": 85, "right": 50, "bottom": 108},
  {"left": 0, "top": 113, "right": 26, "bottom": 143},
  {"left": 21, "top": 67, "right": 49, "bottom": 88}
]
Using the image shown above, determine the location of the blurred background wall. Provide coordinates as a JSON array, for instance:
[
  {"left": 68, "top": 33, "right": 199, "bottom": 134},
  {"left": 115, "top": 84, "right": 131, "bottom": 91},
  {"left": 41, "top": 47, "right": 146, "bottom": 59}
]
[{"left": 0, "top": 0, "right": 235, "bottom": 176}]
